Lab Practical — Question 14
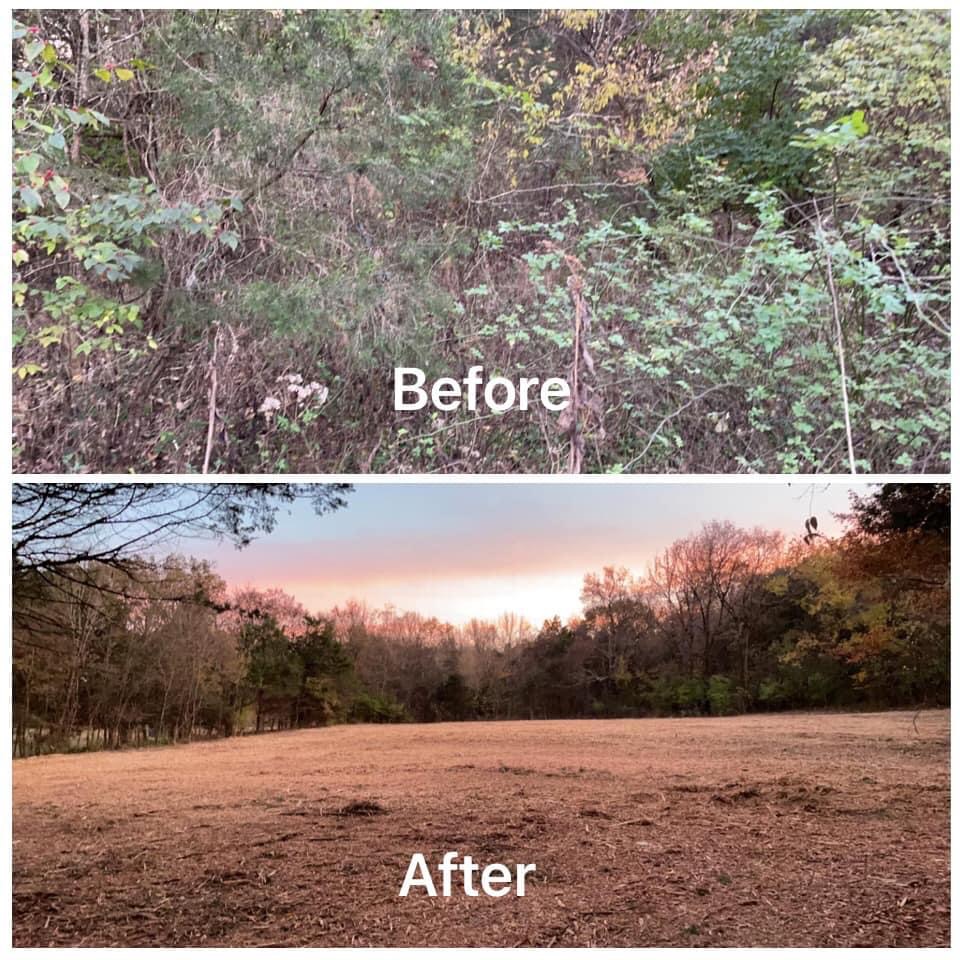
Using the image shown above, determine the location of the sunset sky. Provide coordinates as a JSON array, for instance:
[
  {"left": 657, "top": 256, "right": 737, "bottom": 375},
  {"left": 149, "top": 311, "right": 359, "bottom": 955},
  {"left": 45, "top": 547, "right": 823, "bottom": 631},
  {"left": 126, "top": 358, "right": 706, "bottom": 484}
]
[{"left": 185, "top": 482, "right": 867, "bottom": 625}]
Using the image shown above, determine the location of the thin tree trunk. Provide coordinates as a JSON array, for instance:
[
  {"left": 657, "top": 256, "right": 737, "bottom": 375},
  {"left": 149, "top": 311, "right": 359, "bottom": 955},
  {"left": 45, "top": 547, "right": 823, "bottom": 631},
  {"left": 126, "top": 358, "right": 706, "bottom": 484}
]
[{"left": 71, "top": 11, "right": 90, "bottom": 163}]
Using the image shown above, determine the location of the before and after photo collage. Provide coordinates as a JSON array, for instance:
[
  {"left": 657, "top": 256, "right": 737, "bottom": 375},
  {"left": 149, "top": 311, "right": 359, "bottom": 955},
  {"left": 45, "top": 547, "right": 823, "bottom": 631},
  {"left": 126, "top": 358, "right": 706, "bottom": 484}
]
[{"left": 8, "top": 6, "right": 952, "bottom": 952}]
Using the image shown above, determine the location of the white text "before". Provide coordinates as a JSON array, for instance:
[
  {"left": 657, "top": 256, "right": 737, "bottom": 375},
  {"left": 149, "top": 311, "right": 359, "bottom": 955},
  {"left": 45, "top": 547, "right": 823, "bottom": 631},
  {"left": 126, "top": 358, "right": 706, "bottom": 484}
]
[{"left": 394, "top": 366, "right": 571, "bottom": 413}]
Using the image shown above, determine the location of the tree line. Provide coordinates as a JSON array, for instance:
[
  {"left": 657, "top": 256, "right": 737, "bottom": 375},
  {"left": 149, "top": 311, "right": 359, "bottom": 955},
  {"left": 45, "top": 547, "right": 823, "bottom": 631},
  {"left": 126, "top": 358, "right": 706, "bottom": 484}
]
[{"left": 13, "top": 484, "right": 948, "bottom": 756}]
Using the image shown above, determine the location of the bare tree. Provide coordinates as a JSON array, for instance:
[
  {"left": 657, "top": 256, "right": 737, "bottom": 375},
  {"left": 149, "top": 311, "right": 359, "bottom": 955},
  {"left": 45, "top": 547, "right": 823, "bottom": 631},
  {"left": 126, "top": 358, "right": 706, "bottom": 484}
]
[
  {"left": 13, "top": 483, "right": 351, "bottom": 576},
  {"left": 647, "top": 521, "right": 785, "bottom": 698}
]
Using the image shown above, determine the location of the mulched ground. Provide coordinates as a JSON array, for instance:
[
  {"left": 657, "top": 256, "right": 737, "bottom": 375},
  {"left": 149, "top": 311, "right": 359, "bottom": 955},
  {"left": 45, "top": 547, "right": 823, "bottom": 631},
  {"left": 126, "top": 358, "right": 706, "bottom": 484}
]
[{"left": 12, "top": 710, "right": 950, "bottom": 946}]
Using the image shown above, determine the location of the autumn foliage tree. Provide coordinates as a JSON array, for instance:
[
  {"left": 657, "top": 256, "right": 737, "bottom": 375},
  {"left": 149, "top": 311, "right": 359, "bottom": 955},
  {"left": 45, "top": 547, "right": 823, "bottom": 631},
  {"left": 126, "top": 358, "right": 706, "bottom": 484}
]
[{"left": 778, "top": 485, "right": 949, "bottom": 705}]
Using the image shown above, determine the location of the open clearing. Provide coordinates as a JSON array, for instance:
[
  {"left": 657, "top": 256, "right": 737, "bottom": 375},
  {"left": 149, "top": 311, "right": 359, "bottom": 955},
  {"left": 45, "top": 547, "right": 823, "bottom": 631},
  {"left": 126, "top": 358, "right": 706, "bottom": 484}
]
[{"left": 13, "top": 710, "right": 949, "bottom": 947}]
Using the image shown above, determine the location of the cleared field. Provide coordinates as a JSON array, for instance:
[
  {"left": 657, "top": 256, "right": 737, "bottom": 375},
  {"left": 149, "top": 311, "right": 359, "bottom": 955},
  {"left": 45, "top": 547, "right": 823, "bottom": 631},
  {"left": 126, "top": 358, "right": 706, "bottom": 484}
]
[{"left": 13, "top": 711, "right": 949, "bottom": 947}]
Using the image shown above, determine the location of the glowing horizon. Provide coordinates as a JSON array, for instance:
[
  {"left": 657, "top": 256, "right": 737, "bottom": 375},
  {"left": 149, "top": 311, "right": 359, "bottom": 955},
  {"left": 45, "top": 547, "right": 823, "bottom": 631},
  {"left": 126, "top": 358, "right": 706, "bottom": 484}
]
[{"left": 181, "top": 482, "right": 866, "bottom": 625}]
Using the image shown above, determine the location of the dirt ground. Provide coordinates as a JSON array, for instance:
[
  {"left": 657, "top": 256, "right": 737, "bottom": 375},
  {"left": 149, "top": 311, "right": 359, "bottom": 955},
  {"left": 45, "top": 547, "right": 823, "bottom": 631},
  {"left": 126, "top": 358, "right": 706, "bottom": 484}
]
[{"left": 12, "top": 710, "right": 950, "bottom": 947}]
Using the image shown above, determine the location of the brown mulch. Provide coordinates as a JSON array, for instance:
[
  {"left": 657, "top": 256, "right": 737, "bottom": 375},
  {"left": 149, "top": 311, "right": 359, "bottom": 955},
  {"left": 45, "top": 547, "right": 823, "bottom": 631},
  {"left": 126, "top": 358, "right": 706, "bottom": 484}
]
[{"left": 12, "top": 710, "right": 950, "bottom": 947}]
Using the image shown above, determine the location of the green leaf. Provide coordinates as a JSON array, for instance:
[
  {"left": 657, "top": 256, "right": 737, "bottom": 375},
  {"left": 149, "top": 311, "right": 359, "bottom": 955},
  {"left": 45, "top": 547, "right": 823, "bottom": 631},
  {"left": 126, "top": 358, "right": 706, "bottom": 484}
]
[
  {"left": 38, "top": 325, "right": 65, "bottom": 347},
  {"left": 94, "top": 68, "right": 112, "bottom": 83},
  {"left": 847, "top": 109, "right": 868, "bottom": 136},
  {"left": 16, "top": 153, "right": 40, "bottom": 175},
  {"left": 115, "top": 67, "right": 135, "bottom": 81},
  {"left": 23, "top": 40, "right": 44, "bottom": 62},
  {"left": 41, "top": 43, "right": 57, "bottom": 64},
  {"left": 19, "top": 187, "right": 42, "bottom": 212}
]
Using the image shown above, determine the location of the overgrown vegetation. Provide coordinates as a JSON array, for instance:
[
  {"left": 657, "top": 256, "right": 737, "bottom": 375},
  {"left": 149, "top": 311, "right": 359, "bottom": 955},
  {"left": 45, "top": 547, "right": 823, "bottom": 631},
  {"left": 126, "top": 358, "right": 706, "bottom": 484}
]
[
  {"left": 12, "top": 10, "right": 949, "bottom": 473},
  {"left": 13, "top": 484, "right": 948, "bottom": 755}
]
